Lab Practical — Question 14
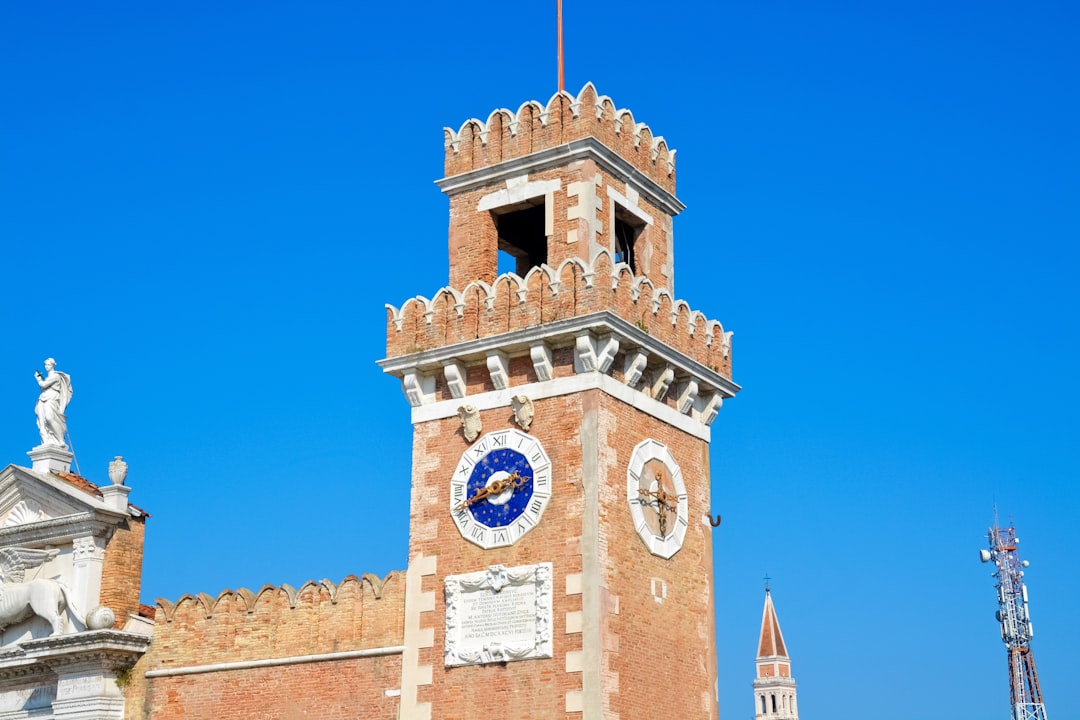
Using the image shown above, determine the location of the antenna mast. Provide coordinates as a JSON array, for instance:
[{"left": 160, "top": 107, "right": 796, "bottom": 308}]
[
  {"left": 557, "top": 0, "right": 564, "bottom": 92},
  {"left": 979, "top": 519, "right": 1049, "bottom": 720}
]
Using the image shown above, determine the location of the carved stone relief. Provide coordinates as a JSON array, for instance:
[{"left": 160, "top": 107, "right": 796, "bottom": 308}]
[{"left": 444, "top": 563, "right": 552, "bottom": 667}]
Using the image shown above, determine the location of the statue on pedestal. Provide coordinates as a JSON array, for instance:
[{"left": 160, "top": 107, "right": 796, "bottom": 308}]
[{"left": 34, "top": 359, "right": 72, "bottom": 449}]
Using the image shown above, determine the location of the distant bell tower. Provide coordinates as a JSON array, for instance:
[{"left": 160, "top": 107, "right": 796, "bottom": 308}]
[
  {"left": 381, "top": 83, "right": 739, "bottom": 720},
  {"left": 754, "top": 587, "right": 800, "bottom": 720}
]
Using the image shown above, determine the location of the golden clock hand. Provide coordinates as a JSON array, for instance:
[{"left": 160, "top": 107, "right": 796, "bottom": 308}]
[{"left": 454, "top": 470, "right": 524, "bottom": 511}]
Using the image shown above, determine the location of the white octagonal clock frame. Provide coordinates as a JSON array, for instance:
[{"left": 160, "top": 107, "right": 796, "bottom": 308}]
[{"left": 627, "top": 438, "right": 689, "bottom": 559}]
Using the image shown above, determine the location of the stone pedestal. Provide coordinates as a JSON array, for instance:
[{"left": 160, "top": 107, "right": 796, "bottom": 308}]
[
  {"left": 13, "top": 630, "right": 151, "bottom": 720},
  {"left": 27, "top": 446, "right": 72, "bottom": 475},
  {"left": 97, "top": 485, "right": 130, "bottom": 514}
]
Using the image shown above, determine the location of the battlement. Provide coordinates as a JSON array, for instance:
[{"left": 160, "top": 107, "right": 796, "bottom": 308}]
[
  {"left": 385, "top": 249, "right": 731, "bottom": 376},
  {"left": 128, "top": 572, "right": 407, "bottom": 718},
  {"left": 444, "top": 83, "right": 676, "bottom": 194},
  {"left": 153, "top": 572, "right": 401, "bottom": 622},
  {"left": 382, "top": 250, "right": 737, "bottom": 432}
]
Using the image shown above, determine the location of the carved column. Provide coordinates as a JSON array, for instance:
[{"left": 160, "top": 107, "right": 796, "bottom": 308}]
[{"left": 70, "top": 537, "right": 106, "bottom": 614}]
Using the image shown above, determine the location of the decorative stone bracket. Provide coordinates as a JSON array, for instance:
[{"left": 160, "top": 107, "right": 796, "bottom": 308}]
[{"left": 379, "top": 311, "right": 739, "bottom": 428}]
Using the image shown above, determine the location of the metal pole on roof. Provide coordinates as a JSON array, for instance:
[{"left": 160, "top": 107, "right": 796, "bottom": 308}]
[{"left": 557, "top": 0, "right": 565, "bottom": 93}]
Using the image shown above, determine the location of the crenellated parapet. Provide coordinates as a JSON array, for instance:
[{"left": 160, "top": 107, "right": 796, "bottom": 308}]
[
  {"left": 386, "top": 250, "right": 731, "bottom": 375},
  {"left": 444, "top": 83, "right": 676, "bottom": 193},
  {"left": 126, "top": 572, "right": 407, "bottom": 717},
  {"left": 142, "top": 572, "right": 405, "bottom": 665},
  {"left": 153, "top": 572, "right": 400, "bottom": 622},
  {"left": 381, "top": 250, "right": 738, "bottom": 433}
]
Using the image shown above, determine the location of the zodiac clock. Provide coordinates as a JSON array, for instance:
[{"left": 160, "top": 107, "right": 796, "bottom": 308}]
[
  {"left": 450, "top": 428, "right": 552, "bottom": 549},
  {"left": 627, "top": 438, "right": 689, "bottom": 559}
]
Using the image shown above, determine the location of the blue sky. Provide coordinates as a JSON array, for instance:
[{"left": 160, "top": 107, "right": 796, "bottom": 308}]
[{"left": 2, "top": 2, "right": 1077, "bottom": 718}]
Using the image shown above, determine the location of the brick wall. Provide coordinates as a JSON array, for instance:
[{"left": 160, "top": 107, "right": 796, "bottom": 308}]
[
  {"left": 404, "top": 387, "right": 720, "bottom": 719},
  {"left": 407, "top": 398, "right": 587, "bottom": 719},
  {"left": 596, "top": 395, "right": 719, "bottom": 719},
  {"left": 100, "top": 515, "right": 146, "bottom": 628},
  {"left": 125, "top": 573, "right": 406, "bottom": 719}
]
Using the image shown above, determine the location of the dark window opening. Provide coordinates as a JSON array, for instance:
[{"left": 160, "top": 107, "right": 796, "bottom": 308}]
[
  {"left": 494, "top": 201, "right": 547, "bottom": 276},
  {"left": 771, "top": 695, "right": 777, "bottom": 713},
  {"left": 613, "top": 205, "right": 645, "bottom": 273}
]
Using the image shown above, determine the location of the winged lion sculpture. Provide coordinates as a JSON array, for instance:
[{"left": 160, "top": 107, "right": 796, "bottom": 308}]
[{"left": 0, "top": 547, "right": 84, "bottom": 636}]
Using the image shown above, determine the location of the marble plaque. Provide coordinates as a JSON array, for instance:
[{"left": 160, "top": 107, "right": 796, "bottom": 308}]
[{"left": 445, "top": 563, "right": 552, "bottom": 667}]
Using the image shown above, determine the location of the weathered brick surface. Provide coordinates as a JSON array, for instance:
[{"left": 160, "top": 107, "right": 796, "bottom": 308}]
[
  {"left": 100, "top": 515, "right": 146, "bottom": 628},
  {"left": 125, "top": 574, "right": 406, "bottom": 719},
  {"left": 406, "top": 387, "right": 720, "bottom": 719},
  {"left": 596, "top": 394, "right": 719, "bottom": 718},
  {"left": 408, "top": 400, "right": 586, "bottom": 719},
  {"left": 128, "top": 655, "right": 402, "bottom": 720}
]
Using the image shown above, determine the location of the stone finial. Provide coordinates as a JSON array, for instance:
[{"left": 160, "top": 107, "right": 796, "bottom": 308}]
[
  {"left": 108, "top": 456, "right": 128, "bottom": 486},
  {"left": 510, "top": 395, "right": 535, "bottom": 432},
  {"left": 458, "top": 405, "right": 482, "bottom": 443}
]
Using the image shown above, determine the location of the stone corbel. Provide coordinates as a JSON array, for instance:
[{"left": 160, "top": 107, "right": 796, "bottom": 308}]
[
  {"left": 486, "top": 350, "right": 510, "bottom": 390},
  {"left": 530, "top": 341, "right": 554, "bottom": 382},
  {"left": 699, "top": 393, "right": 724, "bottom": 426},
  {"left": 574, "top": 334, "right": 597, "bottom": 373},
  {"left": 443, "top": 360, "right": 467, "bottom": 399},
  {"left": 574, "top": 333, "right": 620, "bottom": 374},
  {"left": 651, "top": 366, "right": 675, "bottom": 401},
  {"left": 595, "top": 334, "right": 619, "bottom": 373},
  {"left": 402, "top": 370, "right": 436, "bottom": 407},
  {"left": 676, "top": 379, "right": 699, "bottom": 415},
  {"left": 623, "top": 349, "right": 649, "bottom": 387}
]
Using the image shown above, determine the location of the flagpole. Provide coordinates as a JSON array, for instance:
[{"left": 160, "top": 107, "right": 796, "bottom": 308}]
[{"left": 557, "top": 0, "right": 564, "bottom": 92}]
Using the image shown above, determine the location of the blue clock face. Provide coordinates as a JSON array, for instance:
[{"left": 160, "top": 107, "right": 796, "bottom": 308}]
[
  {"left": 466, "top": 448, "right": 534, "bottom": 528},
  {"left": 450, "top": 428, "right": 552, "bottom": 549}
]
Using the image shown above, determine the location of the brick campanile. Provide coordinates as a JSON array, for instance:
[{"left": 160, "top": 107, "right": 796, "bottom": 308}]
[{"left": 380, "top": 83, "right": 740, "bottom": 720}]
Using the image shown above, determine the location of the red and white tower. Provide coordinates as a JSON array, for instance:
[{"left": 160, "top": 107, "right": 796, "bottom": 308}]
[
  {"left": 753, "top": 586, "right": 799, "bottom": 720},
  {"left": 979, "top": 519, "right": 1049, "bottom": 720}
]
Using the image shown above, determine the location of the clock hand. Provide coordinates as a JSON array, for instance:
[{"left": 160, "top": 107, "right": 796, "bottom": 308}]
[
  {"left": 638, "top": 473, "right": 679, "bottom": 537},
  {"left": 454, "top": 470, "right": 525, "bottom": 511}
]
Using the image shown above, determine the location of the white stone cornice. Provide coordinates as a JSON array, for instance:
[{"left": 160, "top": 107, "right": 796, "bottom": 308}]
[
  {"left": 409, "top": 372, "right": 712, "bottom": 442},
  {"left": 379, "top": 311, "right": 740, "bottom": 400},
  {"left": 0, "top": 513, "right": 117, "bottom": 548},
  {"left": 19, "top": 630, "right": 151, "bottom": 666},
  {"left": 435, "top": 137, "right": 686, "bottom": 218}
]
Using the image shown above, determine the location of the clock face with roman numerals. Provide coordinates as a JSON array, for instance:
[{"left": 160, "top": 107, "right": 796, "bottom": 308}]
[{"left": 450, "top": 428, "right": 552, "bottom": 549}]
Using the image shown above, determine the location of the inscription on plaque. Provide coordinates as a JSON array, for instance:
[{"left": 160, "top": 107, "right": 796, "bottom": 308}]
[{"left": 444, "top": 563, "right": 552, "bottom": 667}]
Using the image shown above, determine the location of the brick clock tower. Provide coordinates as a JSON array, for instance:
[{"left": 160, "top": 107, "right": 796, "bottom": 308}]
[{"left": 380, "top": 84, "right": 739, "bottom": 720}]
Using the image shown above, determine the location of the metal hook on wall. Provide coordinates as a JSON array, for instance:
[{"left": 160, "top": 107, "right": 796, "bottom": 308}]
[{"left": 707, "top": 513, "right": 722, "bottom": 528}]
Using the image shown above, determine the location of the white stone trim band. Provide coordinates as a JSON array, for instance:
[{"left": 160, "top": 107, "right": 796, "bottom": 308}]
[
  {"left": 436, "top": 137, "right": 685, "bottom": 217},
  {"left": 410, "top": 371, "right": 712, "bottom": 442},
  {"left": 143, "top": 646, "right": 406, "bottom": 678}
]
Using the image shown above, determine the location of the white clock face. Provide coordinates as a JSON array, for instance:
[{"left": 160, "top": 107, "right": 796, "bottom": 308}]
[
  {"left": 450, "top": 429, "right": 552, "bottom": 549},
  {"left": 627, "top": 439, "right": 688, "bottom": 559}
]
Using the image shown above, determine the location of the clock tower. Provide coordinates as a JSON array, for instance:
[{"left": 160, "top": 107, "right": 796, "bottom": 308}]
[{"left": 380, "top": 83, "right": 739, "bottom": 720}]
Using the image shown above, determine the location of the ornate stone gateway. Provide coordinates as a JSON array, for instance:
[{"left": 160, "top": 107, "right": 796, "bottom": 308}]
[{"left": 0, "top": 362, "right": 151, "bottom": 719}]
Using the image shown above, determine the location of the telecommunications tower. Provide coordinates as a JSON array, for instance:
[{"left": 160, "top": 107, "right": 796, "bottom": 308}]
[{"left": 979, "top": 519, "right": 1048, "bottom": 720}]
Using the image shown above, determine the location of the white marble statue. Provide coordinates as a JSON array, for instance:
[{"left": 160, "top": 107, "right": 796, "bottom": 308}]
[{"left": 34, "top": 358, "right": 72, "bottom": 448}]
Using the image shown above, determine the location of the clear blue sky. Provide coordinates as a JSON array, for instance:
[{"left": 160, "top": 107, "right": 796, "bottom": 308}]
[{"left": 2, "top": 2, "right": 1077, "bottom": 719}]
